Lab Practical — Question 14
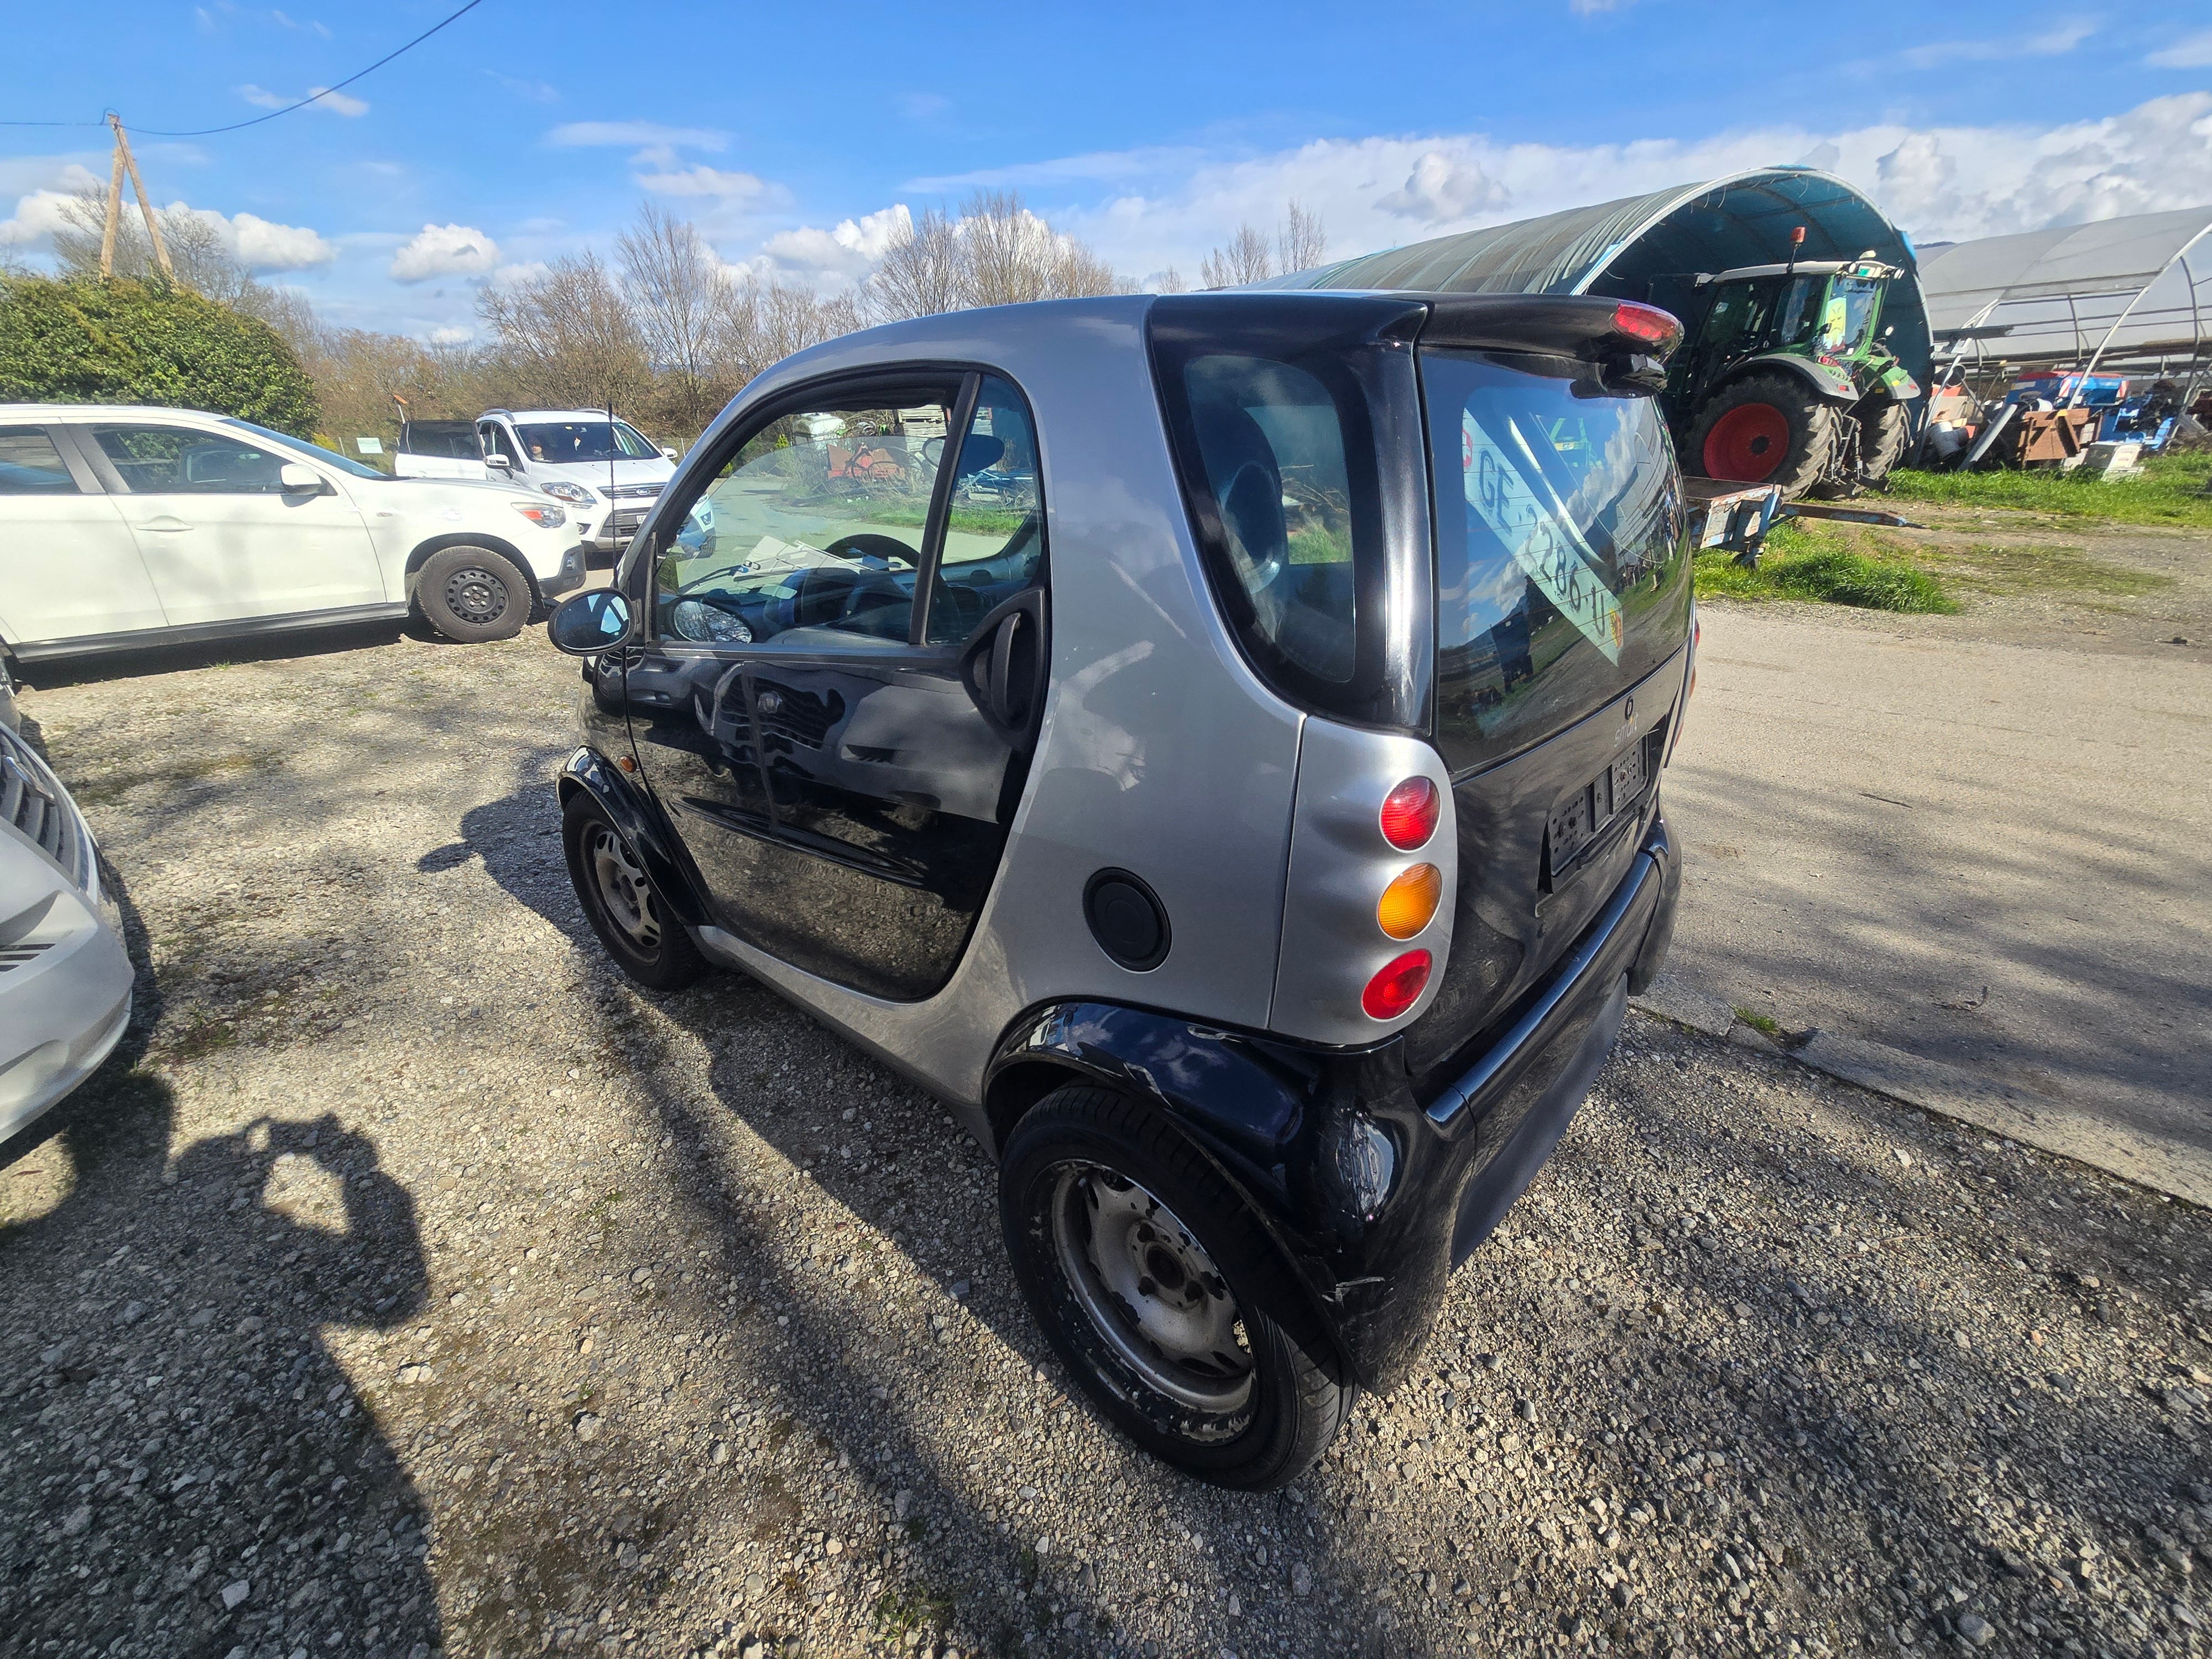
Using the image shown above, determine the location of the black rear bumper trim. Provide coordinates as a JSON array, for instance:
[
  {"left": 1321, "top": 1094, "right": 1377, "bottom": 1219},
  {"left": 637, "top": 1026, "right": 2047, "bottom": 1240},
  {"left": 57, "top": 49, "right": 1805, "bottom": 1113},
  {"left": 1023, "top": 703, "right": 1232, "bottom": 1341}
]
[{"left": 1425, "top": 848, "right": 1660, "bottom": 1128}]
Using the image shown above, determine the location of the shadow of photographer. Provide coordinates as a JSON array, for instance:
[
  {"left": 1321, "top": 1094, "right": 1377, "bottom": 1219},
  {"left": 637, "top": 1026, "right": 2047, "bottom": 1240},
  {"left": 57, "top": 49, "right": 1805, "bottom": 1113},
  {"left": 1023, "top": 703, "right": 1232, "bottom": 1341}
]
[{"left": 3, "top": 1071, "right": 439, "bottom": 1657}]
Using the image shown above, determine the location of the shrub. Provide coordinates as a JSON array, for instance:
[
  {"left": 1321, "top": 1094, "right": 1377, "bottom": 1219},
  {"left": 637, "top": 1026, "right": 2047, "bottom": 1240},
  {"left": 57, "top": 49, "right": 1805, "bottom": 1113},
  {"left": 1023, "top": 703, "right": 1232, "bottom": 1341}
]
[{"left": 0, "top": 274, "right": 319, "bottom": 436}]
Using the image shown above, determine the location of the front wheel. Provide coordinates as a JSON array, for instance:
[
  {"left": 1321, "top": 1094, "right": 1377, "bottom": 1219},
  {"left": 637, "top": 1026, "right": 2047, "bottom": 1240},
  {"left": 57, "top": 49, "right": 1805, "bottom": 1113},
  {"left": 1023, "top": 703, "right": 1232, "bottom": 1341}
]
[
  {"left": 418, "top": 545, "right": 531, "bottom": 643},
  {"left": 561, "top": 793, "right": 706, "bottom": 990},
  {"left": 999, "top": 1084, "right": 1353, "bottom": 1489}
]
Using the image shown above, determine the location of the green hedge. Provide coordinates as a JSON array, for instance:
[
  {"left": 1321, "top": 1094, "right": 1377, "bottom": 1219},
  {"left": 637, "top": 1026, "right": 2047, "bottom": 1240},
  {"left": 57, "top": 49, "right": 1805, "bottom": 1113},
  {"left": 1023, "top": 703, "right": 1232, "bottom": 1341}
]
[{"left": 0, "top": 275, "right": 319, "bottom": 436}]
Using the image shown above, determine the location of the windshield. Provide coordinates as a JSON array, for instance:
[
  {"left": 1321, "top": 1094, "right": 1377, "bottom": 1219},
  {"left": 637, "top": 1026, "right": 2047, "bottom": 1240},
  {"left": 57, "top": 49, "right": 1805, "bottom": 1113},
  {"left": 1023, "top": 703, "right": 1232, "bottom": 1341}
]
[
  {"left": 1423, "top": 350, "right": 1688, "bottom": 771},
  {"left": 1820, "top": 277, "right": 1882, "bottom": 358},
  {"left": 221, "top": 418, "right": 385, "bottom": 479},
  {"left": 515, "top": 420, "right": 659, "bottom": 464}
]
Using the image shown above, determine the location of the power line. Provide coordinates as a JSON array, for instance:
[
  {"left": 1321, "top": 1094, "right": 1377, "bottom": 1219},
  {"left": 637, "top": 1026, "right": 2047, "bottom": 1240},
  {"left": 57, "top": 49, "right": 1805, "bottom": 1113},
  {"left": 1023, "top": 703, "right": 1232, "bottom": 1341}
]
[{"left": 0, "top": 0, "right": 488, "bottom": 135}]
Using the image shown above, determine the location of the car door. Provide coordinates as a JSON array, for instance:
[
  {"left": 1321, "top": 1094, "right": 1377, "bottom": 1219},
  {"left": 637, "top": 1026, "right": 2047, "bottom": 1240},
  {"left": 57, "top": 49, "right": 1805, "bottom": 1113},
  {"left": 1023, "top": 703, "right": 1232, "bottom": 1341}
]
[
  {"left": 0, "top": 424, "right": 169, "bottom": 649},
  {"left": 80, "top": 421, "right": 385, "bottom": 626},
  {"left": 625, "top": 371, "right": 1049, "bottom": 1001}
]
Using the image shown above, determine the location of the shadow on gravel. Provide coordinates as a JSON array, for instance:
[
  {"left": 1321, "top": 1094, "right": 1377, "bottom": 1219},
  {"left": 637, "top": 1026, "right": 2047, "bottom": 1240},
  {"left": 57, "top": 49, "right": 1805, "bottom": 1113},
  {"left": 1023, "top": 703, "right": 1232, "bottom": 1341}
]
[
  {"left": 0, "top": 1063, "right": 440, "bottom": 1657},
  {"left": 434, "top": 778, "right": 1412, "bottom": 1655}
]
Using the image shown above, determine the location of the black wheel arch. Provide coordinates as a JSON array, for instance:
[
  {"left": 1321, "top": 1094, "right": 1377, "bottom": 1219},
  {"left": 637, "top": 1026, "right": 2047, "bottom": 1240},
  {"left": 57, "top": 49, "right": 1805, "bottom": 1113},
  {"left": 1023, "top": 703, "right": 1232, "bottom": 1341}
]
[
  {"left": 406, "top": 534, "right": 546, "bottom": 612},
  {"left": 984, "top": 999, "right": 1454, "bottom": 1389},
  {"left": 555, "top": 745, "right": 716, "bottom": 932}
]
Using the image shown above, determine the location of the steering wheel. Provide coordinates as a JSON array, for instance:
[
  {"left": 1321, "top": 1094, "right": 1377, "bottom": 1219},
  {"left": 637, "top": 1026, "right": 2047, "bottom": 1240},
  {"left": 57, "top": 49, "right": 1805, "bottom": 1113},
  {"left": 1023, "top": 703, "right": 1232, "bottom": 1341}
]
[{"left": 823, "top": 532, "right": 919, "bottom": 569}]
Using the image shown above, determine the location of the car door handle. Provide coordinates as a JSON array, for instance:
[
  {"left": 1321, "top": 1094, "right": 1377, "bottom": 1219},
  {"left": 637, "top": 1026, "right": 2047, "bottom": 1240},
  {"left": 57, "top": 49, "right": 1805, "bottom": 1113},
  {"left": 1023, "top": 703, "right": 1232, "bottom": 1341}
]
[{"left": 140, "top": 517, "right": 193, "bottom": 532}]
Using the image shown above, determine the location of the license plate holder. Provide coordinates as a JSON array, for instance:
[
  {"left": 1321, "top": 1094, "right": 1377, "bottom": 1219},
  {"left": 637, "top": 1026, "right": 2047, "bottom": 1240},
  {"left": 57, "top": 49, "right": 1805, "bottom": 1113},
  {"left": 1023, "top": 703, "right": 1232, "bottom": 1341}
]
[{"left": 1546, "top": 731, "right": 1660, "bottom": 886}]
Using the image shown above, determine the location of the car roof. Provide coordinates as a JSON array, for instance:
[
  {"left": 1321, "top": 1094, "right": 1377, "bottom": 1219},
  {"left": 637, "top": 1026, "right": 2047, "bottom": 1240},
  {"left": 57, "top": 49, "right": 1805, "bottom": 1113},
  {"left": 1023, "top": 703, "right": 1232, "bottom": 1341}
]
[
  {"left": 0, "top": 404, "right": 242, "bottom": 421},
  {"left": 491, "top": 409, "right": 634, "bottom": 423}
]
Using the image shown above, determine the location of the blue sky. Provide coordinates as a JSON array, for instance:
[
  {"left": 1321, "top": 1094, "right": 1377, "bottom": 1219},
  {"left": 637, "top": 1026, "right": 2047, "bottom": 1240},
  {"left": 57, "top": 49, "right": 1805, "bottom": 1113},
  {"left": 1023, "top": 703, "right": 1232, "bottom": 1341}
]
[{"left": 4, "top": 1, "right": 2210, "bottom": 338}]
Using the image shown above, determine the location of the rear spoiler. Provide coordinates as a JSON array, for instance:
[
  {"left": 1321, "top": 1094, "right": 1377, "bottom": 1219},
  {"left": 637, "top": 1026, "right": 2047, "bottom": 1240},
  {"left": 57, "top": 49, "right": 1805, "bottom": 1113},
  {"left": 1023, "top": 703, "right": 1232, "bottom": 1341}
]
[{"left": 1409, "top": 294, "right": 1682, "bottom": 392}]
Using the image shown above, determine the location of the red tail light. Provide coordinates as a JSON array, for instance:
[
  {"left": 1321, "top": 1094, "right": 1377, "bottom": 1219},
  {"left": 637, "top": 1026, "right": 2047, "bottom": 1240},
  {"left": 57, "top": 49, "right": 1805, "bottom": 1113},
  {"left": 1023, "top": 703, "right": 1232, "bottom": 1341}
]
[
  {"left": 1361, "top": 950, "right": 1433, "bottom": 1020},
  {"left": 1611, "top": 301, "right": 1682, "bottom": 353},
  {"left": 1379, "top": 777, "right": 1439, "bottom": 851}
]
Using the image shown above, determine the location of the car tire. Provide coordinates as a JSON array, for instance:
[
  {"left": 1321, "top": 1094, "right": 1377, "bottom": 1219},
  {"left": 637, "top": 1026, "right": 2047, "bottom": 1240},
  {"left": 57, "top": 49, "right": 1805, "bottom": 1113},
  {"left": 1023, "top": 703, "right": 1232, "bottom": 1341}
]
[
  {"left": 561, "top": 793, "right": 706, "bottom": 992},
  {"left": 999, "top": 1083, "right": 1354, "bottom": 1489},
  {"left": 418, "top": 545, "right": 531, "bottom": 643},
  {"left": 1688, "top": 372, "right": 1843, "bottom": 499}
]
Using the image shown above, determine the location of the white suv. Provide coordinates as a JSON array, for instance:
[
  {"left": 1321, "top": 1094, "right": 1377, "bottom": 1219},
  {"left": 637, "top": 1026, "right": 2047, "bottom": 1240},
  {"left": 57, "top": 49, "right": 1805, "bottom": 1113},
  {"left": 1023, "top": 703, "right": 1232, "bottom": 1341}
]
[
  {"left": 475, "top": 408, "right": 706, "bottom": 554},
  {"left": 0, "top": 405, "right": 591, "bottom": 661}
]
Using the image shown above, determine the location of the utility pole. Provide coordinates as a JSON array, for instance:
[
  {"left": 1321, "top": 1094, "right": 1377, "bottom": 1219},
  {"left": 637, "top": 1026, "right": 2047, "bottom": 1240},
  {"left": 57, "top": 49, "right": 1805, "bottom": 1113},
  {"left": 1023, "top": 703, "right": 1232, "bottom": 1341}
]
[{"left": 97, "top": 114, "right": 175, "bottom": 281}]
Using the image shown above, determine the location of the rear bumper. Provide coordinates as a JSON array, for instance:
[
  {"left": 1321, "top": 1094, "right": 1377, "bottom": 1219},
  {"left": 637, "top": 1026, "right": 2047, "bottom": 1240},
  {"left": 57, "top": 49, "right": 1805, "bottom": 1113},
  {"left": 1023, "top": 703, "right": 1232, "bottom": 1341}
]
[{"left": 987, "top": 813, "right": 1680, "bottom": 1391}]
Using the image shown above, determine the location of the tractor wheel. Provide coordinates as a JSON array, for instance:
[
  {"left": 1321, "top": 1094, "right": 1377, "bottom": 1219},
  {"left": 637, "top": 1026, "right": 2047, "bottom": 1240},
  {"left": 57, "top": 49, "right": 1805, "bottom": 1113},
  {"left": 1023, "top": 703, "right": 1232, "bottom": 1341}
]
[
  {"left": 1688, "top": 373, "right": 1843, "bottom": 499},
  {"left": 1858, "top": 399, "right": 1912, "bottom": 486}
]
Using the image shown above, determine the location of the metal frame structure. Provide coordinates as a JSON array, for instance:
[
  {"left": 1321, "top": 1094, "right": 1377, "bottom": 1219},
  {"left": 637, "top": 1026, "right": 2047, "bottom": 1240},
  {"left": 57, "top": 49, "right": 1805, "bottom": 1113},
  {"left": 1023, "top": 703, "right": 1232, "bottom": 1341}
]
[{"left": 1918, "top": 207, "right": 2212, "bottom": 401}]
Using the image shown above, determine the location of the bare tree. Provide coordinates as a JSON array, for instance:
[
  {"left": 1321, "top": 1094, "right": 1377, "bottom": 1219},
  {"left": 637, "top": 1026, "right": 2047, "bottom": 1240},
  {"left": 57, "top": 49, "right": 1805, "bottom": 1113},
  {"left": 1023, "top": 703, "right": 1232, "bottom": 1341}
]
[
  {"left": 862, "top": 207, "right": 964, "bottom": 324},
  {"left": 1279, "top": 200, "right": 1327, "bottom": 274},
  {"left": 476, "top": 251, "right": 651, "bottom": 410},
  {"left": 1200, "top": 223, "right": 1275, "bottom": 289},
  {"left": 1155, "top": 267, "right": 1189, "bottom": 295},
  {"left": 52, "top": 186, "right": 254, "bottom": 301},
  {"left": 865, "top": 189, "right": 1125, "bottom": 319},
  {"left": 618, "top": 202, "right": 728, "bottom": 434}
]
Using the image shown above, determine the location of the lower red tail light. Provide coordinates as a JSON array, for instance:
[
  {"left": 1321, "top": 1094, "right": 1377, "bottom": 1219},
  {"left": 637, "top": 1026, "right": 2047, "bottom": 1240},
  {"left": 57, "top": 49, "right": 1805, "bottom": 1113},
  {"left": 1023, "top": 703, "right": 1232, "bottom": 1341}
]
[{"left": 1361, "top": 950, "right": 1433, "bottom": 1021}]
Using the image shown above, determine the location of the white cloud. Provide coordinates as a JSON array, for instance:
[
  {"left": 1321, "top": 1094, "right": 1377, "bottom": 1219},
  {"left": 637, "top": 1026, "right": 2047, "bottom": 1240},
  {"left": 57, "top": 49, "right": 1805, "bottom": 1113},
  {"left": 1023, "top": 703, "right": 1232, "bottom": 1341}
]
[
  {"left": 1901, "top": 20, "right": 2095, "bottom": 70},
  {"left": 751, "top": 206, "right": 912, "bottom": 288},
  {"left": 491, "top": 261, "right": 549, "bottom": 286},
  {"left": 545, "top": 121, "right": 727, "bottom": 151},
  {"left": 0, "top": 186, "right": 333, "bottom": 270},
  {"left": 1041, "top": 92, "right": 2212, "bottom": 284},
  {"left": 635, "top": 165, "right": 775, "bottom": 203},
  {"left": 238, "top": 83, "right": 369, "bottom": 116},
  {"left": 389, "top": 223, "right": 501, "bottom": 281},
  {"left": 217, "top": 210, "right": 336, "bottom": 268},
  {"left": 2147, "top": 29, "right": 2212, "bottom": 69},
  {"left": 1378, "top": 150, "right": 1511, "bottom": 220},
  {"left": 428, "top": 325, "right": 473, "bottom": 345}
]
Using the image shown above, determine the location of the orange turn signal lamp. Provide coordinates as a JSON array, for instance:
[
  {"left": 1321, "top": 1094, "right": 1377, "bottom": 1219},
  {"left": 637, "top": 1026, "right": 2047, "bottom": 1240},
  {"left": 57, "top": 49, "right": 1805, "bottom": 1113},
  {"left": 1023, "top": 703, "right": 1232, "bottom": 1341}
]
[{"left": 1377, "top": 862, "right": 1442, "bottom": 940}]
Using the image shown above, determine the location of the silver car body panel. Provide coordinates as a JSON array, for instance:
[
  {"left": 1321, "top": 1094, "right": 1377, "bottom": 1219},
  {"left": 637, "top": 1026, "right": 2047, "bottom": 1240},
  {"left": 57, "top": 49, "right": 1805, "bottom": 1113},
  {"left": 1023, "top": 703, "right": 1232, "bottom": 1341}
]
[{"left": 643, "top": 296, "right": 1397, "bottom": 1119}]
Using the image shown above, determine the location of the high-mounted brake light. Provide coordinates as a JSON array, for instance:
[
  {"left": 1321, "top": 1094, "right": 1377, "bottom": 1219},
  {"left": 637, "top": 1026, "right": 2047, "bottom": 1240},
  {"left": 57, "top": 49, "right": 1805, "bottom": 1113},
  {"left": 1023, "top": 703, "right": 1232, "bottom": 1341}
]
[
  {"left": 1611, "top": 302, "right": 1682, "bottom": 353},
  {"left": 1378, "top": 863, "right": 1443, "bottom": 941},
  {"left": 1361, "top": 950, "right": 1433, "bottom": 1021},
  {"left": 1379, "top": 777, "right": 1439, "bottom": 851}
]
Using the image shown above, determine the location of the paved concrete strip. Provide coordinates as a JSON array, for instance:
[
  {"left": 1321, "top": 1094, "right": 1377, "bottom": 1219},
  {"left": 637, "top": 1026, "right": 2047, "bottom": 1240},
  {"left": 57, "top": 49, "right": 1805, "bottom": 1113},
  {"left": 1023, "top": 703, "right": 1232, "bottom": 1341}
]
[
  {"left": 1632, "top": 981, "right": 2212, "bottom": 1208},
  {"left": 1659, "top": 605, "right": 2212, "bottom": 1211}
]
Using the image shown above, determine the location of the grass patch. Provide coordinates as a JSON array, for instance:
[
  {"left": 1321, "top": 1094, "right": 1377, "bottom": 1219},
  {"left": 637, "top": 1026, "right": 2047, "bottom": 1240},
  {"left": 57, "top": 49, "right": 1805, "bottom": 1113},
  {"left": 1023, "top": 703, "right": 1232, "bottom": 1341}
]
[
  {"left": 1694, "top": 523, "right": 1957, "bottom": 614},
  {"left": 1885, "top": 450, "right": 2212, "bottom": 529},
  {"left": 1733, "top": 1008, "right": 1784, "bottom": 1041}
]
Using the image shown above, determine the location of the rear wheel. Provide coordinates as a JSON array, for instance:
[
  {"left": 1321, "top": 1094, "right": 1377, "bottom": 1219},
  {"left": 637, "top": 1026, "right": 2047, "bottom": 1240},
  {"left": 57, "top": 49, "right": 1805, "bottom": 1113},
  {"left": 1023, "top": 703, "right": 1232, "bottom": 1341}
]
[
  {"left": 1689, "top": 372, "right": 1842, "bottom": 499},
  {"left": 561, "top": 793, "right": 705, "bottom": 991},
  {"left": 418, "top": 545, "right": 530, "bottom": 643},
  {"left": 999, "top": 1084, "right": 1353, "bottom": 1489},
  {"left": 1858, "top": 399, "right": 1911, "bottom": 486}
]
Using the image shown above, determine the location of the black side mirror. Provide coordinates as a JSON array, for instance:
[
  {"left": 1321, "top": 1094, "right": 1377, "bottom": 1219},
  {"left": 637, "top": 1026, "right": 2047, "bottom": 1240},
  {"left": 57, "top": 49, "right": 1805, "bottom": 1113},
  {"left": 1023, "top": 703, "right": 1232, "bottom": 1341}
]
[{"left": 548, "top": 589, "right": 634, "bottom": 655}]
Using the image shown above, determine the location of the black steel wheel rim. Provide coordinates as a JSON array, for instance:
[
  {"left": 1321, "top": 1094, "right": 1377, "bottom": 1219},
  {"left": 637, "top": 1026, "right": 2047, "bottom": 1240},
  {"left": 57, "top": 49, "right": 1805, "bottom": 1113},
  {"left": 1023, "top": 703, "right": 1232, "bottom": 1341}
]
[{"left": 445, "top": 566, "right": 508, "bottom": 624}]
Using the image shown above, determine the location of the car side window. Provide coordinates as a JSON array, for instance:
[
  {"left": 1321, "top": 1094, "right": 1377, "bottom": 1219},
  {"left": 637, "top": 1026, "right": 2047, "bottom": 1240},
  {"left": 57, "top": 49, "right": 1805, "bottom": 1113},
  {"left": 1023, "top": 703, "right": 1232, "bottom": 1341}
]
[
  {"left": 481, "top": 423, "right": 517, "bottom": 466},
  {"left": 88, "top": 426, "right": 293, "bottom": 494},
  {"left": 653, "top": 388, "right": 959, "bottom": 649},
  {"left": 925, "top": 376, "right": 1046, "bottom": 645},
  {"left": 0, "top": 429, "right": 81, "bottom": 494}
]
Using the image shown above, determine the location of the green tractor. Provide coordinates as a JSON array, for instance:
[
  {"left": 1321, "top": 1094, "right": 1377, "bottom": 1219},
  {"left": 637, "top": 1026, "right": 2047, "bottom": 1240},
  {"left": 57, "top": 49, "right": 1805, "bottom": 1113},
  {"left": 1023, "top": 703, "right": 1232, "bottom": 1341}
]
[{"left": 1650, "top": 250, "right": 1922, "bottom": 498}]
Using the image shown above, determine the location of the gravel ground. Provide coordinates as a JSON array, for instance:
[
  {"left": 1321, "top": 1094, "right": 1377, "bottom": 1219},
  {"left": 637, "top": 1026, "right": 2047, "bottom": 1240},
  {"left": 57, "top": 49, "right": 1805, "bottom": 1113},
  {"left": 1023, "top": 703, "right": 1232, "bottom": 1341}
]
[{"left": 4, "top": 622, "right": 2210, "bottom": 1659}]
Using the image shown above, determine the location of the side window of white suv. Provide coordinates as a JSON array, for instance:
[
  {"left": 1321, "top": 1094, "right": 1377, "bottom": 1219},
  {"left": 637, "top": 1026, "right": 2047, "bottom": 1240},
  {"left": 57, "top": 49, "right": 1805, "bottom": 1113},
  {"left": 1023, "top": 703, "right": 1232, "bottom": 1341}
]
[{"left": 481, "top": 423, "right": 520, "bottom": 469}]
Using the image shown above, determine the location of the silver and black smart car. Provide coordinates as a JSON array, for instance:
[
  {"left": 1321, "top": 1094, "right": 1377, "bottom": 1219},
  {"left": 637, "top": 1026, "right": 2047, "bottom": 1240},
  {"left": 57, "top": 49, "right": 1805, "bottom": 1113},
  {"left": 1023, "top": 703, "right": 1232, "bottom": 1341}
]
[{"left": 544, "top": 290, "right": 1693, "bottom": 1488}]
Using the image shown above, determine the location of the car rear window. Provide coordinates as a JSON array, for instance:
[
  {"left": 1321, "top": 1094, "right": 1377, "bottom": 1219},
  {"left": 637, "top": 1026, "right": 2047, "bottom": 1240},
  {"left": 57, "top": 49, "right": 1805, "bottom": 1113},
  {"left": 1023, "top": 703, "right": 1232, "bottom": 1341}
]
[{"left": 1422, "top": 349, "right": 1688, "bottom": 774}]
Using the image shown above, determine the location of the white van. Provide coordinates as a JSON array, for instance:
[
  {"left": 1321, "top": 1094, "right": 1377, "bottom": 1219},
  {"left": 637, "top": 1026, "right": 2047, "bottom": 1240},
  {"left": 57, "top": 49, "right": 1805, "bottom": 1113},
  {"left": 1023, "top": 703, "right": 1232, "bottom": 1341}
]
[{"left": 474, "top": 408, "right": 685, "bottom": 553}]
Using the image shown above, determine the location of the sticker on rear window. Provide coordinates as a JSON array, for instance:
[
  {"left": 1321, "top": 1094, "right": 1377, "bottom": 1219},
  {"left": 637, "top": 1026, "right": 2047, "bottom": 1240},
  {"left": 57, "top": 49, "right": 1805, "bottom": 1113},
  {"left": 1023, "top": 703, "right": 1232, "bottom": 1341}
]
[{"left": 1463, "top": 411, "right": 1623, "bottom": 663}]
